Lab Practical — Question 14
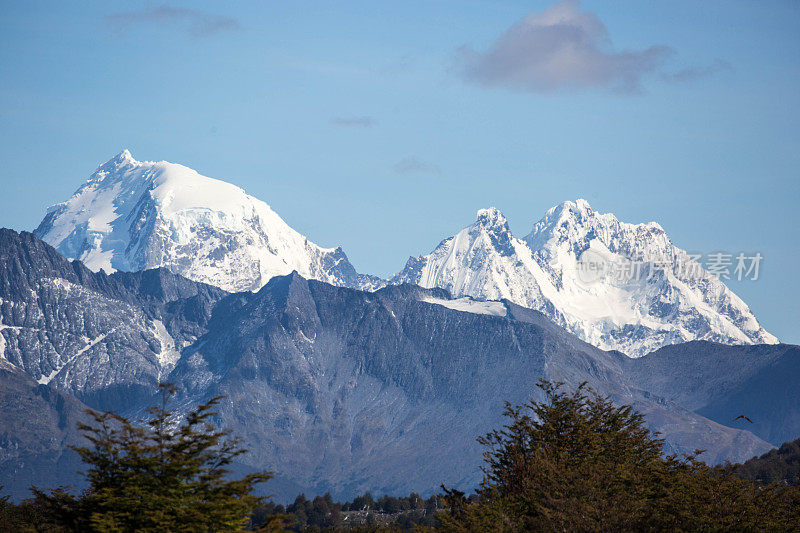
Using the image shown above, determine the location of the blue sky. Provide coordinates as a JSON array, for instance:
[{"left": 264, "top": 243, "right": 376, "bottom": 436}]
[{"left": 1, "top": 1, "right": 798, "bottom": 342}]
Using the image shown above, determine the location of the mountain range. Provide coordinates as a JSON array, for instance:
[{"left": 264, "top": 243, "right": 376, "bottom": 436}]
[
  {"left": 35, "top": 151, "right": 776, "bottom": 357},
  {"left": 0, "top": 151, "right": 794, "bottom": 502},
  {"left": 1, "top": 228, "right": 792, "bottom": 502}
]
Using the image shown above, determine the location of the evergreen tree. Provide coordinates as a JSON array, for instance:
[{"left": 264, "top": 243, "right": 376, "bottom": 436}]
[
  {"left": 733, "top": 437, "right": 800, "bottom": 486},
  {"left": 439, "top": 380, "right": 800, "bottom": 532},
  {"left": 33, "top": 383, "right": 278, "bottom": 532}
]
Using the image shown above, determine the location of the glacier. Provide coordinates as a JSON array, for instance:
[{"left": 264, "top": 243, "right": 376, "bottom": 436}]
[
  {"left": 392, "top": 200, "right": 777, "bottom": 357},
  {"left": 34, "top": 150, "right": 379, "bottom": 293}
]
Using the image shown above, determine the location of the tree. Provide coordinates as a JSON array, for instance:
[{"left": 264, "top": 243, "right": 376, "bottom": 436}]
[
  {"left": 439, "top": 380, "right": 800, "bottom": 532},
  {"left": 34, "top": 383, "right": 278, "bottom": 532},
  {"left": 733, "top": 437, "right": 800, "bottom": 486}
]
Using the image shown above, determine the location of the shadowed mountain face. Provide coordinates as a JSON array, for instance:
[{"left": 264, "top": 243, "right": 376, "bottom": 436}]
[
  {"left": 617, "top": 342, "right": 800, "bottom": 447},
  {"left": 0, "top": 362, "right": 89, "bottom": 499},
  {"left": 0, "top": 229, "right": 228, "bottom": 412},
  {"left": 0, "top": 229, "right": 784, "bottom": 501}
]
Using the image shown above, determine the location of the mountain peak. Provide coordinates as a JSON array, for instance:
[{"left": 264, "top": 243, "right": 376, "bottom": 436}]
[
  {"left": 542, "top": 200, "right": 664, "bottom": 233},
  {"left": 35, "top": 152, "right": 374, "bottom": 293},
  {"left": 107, "top": 148, "right": 137, "bottom": 167},
  {"left": 398, "top": 199, "right": 777, "bottom": 357},
  {"left": 567, "top": 198, "right": 592, "bottom": 212},
  {"left": 92, "top": 149, "right": 139, "bottom": 182},
  {"left": 548, "top": 198, "right": 596, "bottom": 220},
  {"left": 475, "top": 207, "right": 509, "bottom": 231},
  {"left": 473, "top": 207, "right": 515, "bottom": 256}
]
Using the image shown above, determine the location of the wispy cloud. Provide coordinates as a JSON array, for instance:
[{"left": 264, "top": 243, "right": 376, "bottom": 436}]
[
  {"left": 330, "top": 116, "right": 377, "bottom": 128},
  {"left": 393, "top": 157, "right": 441, "bottom": 176},
  {"left": 456, "top": 0, "right": 681, "bottom": 94},
  {"left": 104, "top": 4, "right": 240, "bottom": 38},
  {"left": 661, "top": 59, "right": 732, "bottom": 83}
]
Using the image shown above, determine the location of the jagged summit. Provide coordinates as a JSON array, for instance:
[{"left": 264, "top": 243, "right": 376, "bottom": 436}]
[
  {"left": 475, "top": 206, "right": 508, "bottom": 229},
  {"left": 553, "top": 198, "right": 593, "bottom": 216},
  {"left": 34, "top": 152, "right": 379, "bottom": 293},
  {"left": 34, "top": 152, "right": 777, "bottom": 357},
  {"left": 112, "top": 148, "right": 134, "bottom": 163},
  {"left": 535, "top": 198, "right": 664, "bottom": 235},
  {"left": 393, "top": 201, "right": 777, "bottom": 357},
  {"left": 470, "top": 207, "right": 515, "bottom": 257}
]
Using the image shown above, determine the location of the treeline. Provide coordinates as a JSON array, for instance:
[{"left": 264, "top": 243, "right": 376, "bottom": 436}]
[
  {"left": 1, "top": 379, "right": 799, "bottom": 531},
  {"left": 733, "top": 437, "right": 800, "bottom": 487},
  {"left": 436, "top": 382, "right": 800, "bottom": 531},
  {"left": 250, "top": 492, "right": 443, "bottom": 531}
]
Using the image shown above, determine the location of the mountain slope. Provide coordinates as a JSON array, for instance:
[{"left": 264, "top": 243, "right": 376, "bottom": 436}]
[
  {"left": 0, "top": 228, "right": 228, "bottom": 411},
  {"left": 166, "top": 274, "right": 772, "bottom": 498},
  {"left": 0, "top": 361, "right": 89, "bottom": 500},
  {"left": 34, "top": 150, "right": 379, "bottom": 293},
  {"left": 0, "top": 230, "right": 776, "bottom": 501},
  {"left": 393, "top": 201, "right": 776, "bottom": 356},
  {"left": 618, "top": 342, "right": 800, "bottom": 446}
]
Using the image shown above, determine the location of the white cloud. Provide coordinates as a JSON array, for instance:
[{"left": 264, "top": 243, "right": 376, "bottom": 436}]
[{"left": 456, "top": 0, "right": 672, "bottom": 94}]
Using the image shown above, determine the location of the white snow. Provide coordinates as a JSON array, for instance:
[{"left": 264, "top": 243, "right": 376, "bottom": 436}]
[
  {"left": 151, "top": 319, "right": 181, "bottom": 373},
  {"left": 38, "top": 329, "right": 115, "bottom": 385},
  {"left": 297, "top": 329, "right": 316, "bottom": 344},
  {"left": 395, "top": 200, "right": 778, "bottom": 357},
  {"left": 1, "top": 298, "right": 20, "bottom": 364},
  {"left": 34, "top": 151, "right": 777, "bottom": 357},
  {"left": 35, "top": 150, "right": 361, "bottom": 293},
  {"left": 420, "top": 296, "right": 507, "bottom": 317},
  {"left": 0, "top": 316, "right": 22, "bottom": 363}
]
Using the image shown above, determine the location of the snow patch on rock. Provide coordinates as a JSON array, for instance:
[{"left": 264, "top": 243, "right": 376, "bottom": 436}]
[
  {"left": 151, "top": 319, "right": 181, "bottom": 376},
  {"left": 420, "top": 296, "right": 507, "bottom": 317},
  {"left": 38, "top": 329, "right": 115, "bottom": 385}
]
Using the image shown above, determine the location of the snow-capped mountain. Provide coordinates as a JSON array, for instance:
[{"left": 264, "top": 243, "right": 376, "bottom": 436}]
[
  {"left": 34, "top": 151, "right": 379, "bottom": 293},
  {"left": 392, "top": 200, "right": 778, "bottom": 357},
  {"left": 0, "top": 229, "right": 778, "bottom": 499},
  {"left": 33, "top": 152, "right": 776, "bottom": 357}
]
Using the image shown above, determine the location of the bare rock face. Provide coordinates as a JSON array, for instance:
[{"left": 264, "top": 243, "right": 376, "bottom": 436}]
[
  {"left": 0, "top": 361, "right": 89, "bottom": 500},
  {"left": 0, "top": 229, "right": 227, "bottom": 411}
]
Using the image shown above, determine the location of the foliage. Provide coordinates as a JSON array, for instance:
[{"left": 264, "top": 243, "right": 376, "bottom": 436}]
[
  {"left": 438, "top": 380, "right": 800, "bottom": 532},
  {"left": 4, "top": 379, "right": 800, "bottom": 531},
  {"left": 249, "top": 491, "right": 442, "bottom": 531},
  {"left": 734, "top": 437, "right": 800, "bottom": 486},
  {"left": 10, "top": 384, "right": 273, "bottom": 532}
]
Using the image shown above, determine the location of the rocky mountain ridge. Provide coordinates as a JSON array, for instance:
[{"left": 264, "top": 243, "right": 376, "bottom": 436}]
[{"left": 0, "top": 229, "right": 788, "bottom": 501}]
